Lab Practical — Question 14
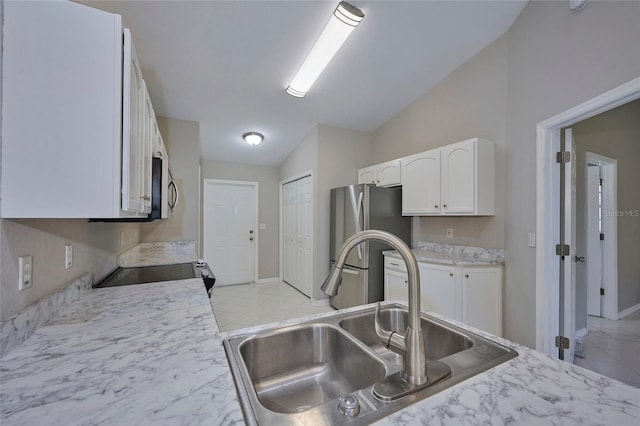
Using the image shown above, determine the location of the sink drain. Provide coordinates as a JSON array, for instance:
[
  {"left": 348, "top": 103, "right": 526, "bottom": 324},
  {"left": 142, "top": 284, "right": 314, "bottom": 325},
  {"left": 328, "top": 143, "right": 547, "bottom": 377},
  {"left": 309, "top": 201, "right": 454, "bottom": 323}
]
[{"left": 338, "top": 394, "right": 360, "bottom": 417}]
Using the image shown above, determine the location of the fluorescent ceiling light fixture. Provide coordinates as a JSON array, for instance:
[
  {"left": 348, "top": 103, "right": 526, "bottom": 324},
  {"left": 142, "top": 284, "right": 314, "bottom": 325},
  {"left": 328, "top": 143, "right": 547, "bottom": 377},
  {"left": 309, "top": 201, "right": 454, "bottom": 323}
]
[
  {"left": 243, "top": 132, "right": 263, "bottom": 146},
  {"left": 286, "top": 1, "right": 364, "bottom": 98}
]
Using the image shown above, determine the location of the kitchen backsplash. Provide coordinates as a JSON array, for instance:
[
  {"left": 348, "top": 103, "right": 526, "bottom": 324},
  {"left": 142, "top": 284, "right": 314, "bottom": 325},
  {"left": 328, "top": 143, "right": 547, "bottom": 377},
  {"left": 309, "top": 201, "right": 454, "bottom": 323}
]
[
  {"left": 118, "top": 241, "right": 197, "bottom": 267},
  {"left": 416, "top": 241, "right": 504, "bottom": 263},
  {"left": 0, "top": 273, "right": 93, "bottom": 357}
]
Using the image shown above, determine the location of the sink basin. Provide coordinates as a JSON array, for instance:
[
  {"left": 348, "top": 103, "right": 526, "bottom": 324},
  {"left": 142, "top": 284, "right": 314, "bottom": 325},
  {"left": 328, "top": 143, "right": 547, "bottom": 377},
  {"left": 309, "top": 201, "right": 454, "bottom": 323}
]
[
  {"left": 339, "top": 307, "right": 472, "bottom": 364},
  {"left": 224, "top": 303, "right": 517, "bottom": 425},
  {"left": 237, "top": 324, "right": 385, "bottom": 414}
]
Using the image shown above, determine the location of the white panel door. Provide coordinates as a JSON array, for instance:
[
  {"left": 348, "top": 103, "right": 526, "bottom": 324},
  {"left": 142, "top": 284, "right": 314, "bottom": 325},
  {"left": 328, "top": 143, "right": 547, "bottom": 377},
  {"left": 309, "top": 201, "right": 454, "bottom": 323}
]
[
  {"left": 384, "top": 269, "right": 408, "bottom": 302},
  {"left": 283, "top": 181, "right": 296, "bottom": 285},
  {"left": 442, "top": 139, "right": 475, "bottom": 214},
  {"left": 203, "top": 181, "right": 256, "bottom": 285},
  {"left": 586, "top": 165, "right": 602, "bottom": 317},
  {"left": 298, "top": 176, "right": 314, "bottom": 296},
  {"left": 282, "top": 175, "right": 313, "bottom": 297}
]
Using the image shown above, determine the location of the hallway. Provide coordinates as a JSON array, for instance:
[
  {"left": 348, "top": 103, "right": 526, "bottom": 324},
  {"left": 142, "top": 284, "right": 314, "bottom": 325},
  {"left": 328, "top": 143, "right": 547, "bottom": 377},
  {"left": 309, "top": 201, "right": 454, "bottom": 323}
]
[{"left": 574, "top": 311, "right": 640, "bottom": 388}]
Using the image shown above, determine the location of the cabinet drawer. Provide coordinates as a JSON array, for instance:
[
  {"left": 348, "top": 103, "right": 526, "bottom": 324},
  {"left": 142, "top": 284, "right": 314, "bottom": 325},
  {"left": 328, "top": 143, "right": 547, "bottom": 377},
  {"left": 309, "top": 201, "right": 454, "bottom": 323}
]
[{"left": 384, "top": 256, "right": 407, "bottom": 273}]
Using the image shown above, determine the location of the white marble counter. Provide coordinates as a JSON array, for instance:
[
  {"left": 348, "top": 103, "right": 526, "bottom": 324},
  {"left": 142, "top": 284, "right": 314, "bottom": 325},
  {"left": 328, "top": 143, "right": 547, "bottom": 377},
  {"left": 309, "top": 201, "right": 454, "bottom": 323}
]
[
  {"left": 0, "top": 279, "right": 242, "bottom": 425},
  {"left": 384, "top": 243, "right": 504, "bottom": 266},
  {"left": 2, "top": 283, "right": 639, "bottom": 425}
]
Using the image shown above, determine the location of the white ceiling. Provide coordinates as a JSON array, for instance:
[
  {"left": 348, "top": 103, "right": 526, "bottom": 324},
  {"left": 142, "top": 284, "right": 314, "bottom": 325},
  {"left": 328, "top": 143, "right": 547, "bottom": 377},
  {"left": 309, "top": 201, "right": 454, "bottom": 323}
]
[{"left": 85, "top": 1, "right": 527, "bottom": 167}]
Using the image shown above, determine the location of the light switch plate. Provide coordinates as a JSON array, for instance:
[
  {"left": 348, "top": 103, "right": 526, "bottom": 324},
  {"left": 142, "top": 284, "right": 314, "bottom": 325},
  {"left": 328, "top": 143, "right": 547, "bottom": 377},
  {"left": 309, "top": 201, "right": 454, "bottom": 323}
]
[
  {"left": 65, "top": 244, "right": 73, "bottom": 269},
  {"left": 446, "top": 228, "right": 453, "bottom": 239},
  {"left": 19, "top": 255, "right": 33, "bottom": 291},
  {"left": 528, "top": 232, "right": 536, "bottom": 248}
]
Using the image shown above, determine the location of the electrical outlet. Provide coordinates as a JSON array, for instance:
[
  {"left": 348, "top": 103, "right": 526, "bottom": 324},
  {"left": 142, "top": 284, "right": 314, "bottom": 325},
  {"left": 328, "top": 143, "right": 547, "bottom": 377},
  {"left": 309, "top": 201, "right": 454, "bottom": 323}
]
[
  {"left": 446, "top": 228, "right": 454, "bottom": 239},
  {"left": 19, "top": 255, "right": 33, "bottom": 291},
  {"left": 528, "top": 232, "right": 536, "bottom": 248},
  {"left": 65, "top": 244, "right": 73, "bottom": 269}
]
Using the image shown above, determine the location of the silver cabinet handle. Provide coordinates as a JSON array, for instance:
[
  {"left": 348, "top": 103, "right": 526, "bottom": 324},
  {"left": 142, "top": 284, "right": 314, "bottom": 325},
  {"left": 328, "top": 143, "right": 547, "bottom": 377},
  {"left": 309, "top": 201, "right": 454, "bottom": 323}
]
[
  {"left": 435, "top": 205, "right": 439, "bottom": 208},
  {"left": 465, "top": 274, "right": 469, "bottom": 278},
  {"left": 443, "top": 204, "right": 448, "bottom": 208},
  {"left": 450, "top": 273, "right": 454, "bottom": 277},
  {"left": 249, "top": 237, "right": 254, "bottom": 241}
]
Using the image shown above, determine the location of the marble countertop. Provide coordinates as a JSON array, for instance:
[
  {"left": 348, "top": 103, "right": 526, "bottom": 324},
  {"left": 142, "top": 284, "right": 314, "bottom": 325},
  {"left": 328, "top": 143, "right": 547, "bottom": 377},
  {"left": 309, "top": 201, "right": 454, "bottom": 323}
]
[
  {"left": 384, "top": 249, "right": 503, "bottom": 266},
  {"left": 2, "top": 282, "right": 639, "bottom": 424},
  {"left": 0, "top": 279, "right": 242, "bottom": 425}
]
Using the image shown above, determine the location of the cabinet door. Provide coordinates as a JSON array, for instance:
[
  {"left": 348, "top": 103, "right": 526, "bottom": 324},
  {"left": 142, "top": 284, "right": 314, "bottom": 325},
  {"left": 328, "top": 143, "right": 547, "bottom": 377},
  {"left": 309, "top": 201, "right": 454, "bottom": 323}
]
[
  {"left": 377, "top": 160, "right": 401, "bottom": 187},
  {"left": 462, "top": 267, "right": 502, "bottom": 336},
  {"left": 121, "top": 29, "right": 144, "bottom": 213},
  {"left": 401, "top": 150, "right": 441, "bottom": 215},
  {"left": 441, "top": 139, "right": 475, "bottom": 214},
  {"left": 419, "top": 263, "right": 457, "bottom": 319},
  {"left": 358, "top": 166, "right": 378, "bottom": 185},
  {"left": 140, "top": 82, "right": 154, "bottom": 213},
  {"left": 384, "top": 269, "right": 408, "bottom": 303}
]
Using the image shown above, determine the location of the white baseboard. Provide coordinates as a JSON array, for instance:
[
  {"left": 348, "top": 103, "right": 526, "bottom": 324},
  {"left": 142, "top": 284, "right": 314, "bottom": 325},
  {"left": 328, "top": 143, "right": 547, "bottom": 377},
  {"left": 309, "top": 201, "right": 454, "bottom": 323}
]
[
  {"left": 617, "top": 303, "right": 640, "bottom": 320},
  {"left": 311, "top": 298, "right": 331, "bottom": 307},
  {"left": 575, "top": 328, "right": 588, "bottom": 341},
  {"left": 255, "top": 277, "right": 280, "bottom": 284}
]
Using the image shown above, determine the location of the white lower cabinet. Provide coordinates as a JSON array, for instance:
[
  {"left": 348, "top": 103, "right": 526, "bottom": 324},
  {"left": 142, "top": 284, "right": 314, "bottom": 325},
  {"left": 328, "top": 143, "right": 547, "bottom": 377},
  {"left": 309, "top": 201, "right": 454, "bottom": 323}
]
[
  {"left": 419, "top": 263, "right": 457, "bottom": 321},
  {"left": 462, "top": 267, "right": 503, "bottom": 336},
  {"left": 384, "top": 256, "right": 503, "bottom": 336}
]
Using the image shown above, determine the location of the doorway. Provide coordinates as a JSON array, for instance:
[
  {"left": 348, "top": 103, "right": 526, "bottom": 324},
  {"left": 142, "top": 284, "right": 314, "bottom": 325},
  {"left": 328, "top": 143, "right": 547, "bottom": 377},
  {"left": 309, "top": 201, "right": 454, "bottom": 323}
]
[
  {"left": 536, "top": 76, "right": 640, "bottom": 359},
  {"left": 203, "top": 179, "right": 259, "bottom": 286},
  {"left": 280, "top": 172, "right": 314, "bottom": 298}
]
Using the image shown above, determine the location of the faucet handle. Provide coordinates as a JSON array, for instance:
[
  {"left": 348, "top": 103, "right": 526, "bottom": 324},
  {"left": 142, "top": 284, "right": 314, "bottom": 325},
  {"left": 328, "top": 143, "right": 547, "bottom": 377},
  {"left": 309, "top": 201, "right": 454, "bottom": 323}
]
[{"left": 374, "top": 302, "right": 406, "bottom": 353}]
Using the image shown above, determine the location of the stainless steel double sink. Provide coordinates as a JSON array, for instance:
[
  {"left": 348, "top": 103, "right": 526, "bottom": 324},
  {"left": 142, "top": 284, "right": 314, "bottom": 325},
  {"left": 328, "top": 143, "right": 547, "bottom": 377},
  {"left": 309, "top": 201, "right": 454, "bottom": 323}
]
[{"left": 223, "top": 303, "right": 517, "bottom": 425}]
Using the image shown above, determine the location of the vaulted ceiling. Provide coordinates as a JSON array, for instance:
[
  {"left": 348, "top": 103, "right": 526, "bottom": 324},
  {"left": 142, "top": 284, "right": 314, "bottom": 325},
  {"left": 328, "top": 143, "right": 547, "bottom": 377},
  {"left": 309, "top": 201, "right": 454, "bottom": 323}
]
[{"left": 85, "top": 1, "right": 527, "bottom": 166}]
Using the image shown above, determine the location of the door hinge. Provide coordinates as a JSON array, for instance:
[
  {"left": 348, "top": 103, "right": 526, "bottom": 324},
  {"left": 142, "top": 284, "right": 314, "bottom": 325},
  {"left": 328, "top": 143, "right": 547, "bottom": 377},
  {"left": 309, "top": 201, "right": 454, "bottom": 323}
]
[
  {"left": 600, "top": 288, "right": 605, "bottom": 296},
  {"left": 556, "top": 151, "right": 571, "bottom": 163},
  {"left": 600, "top": 233, "right": 605, "bottom": 241},
  {"left": 555, "top": 336, "right": 570, "bottom": 350},
  {"left": 556, "top": 244, "right": 570, "bottom": 256}
]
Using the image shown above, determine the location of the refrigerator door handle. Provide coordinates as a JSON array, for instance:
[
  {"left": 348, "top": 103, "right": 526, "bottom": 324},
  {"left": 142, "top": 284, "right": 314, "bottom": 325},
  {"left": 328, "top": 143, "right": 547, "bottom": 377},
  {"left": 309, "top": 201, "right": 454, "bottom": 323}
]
[
  {"left": 341, "top": 268, "right": 360, "bottom": 275},
  {"left": 356, "top": 191, "right": 364, "bottom": 260}
]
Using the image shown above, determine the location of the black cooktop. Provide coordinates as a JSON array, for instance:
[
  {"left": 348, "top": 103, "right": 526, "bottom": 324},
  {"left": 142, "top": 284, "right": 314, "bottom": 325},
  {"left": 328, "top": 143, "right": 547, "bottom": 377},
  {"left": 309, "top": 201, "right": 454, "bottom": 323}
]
[{"left": 93, "top": 262, "right": 216, "bottom": 295}]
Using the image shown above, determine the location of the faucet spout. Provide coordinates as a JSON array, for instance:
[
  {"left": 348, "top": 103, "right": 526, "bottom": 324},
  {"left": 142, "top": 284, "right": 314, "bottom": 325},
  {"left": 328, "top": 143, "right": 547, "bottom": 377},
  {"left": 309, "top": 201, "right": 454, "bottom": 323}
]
[{"left": 322, "top": 230, "right": 427, "bottom": 384}]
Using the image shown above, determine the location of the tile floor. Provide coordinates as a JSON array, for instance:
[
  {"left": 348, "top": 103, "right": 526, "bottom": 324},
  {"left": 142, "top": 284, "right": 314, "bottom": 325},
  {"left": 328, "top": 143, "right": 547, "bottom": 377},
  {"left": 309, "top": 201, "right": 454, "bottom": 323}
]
[
  {"left": 209, "top": 280, "right": 335, "bottom": 332},
  {"left": 573, "top": 310, "right": 640, "bottom": 388}
]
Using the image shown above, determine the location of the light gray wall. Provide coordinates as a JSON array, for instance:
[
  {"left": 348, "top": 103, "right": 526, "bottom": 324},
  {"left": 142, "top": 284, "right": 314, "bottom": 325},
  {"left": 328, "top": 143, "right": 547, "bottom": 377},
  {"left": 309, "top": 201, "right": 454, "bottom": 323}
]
[
  {"left": 279, "top": 125, "right": 372, "bottom": 301},
  {"left": 504, "top": 0, "right": 640, "bottom": 347},
  {"left": 371, "top": 34, "right": 508, "bottom": 250},
  {"left": 201, "top": 160, "right": 280, "bottom": 279},
  {"left": 140, "top": 116, "right": 201, "bottom": 251},
  {"left": 316, "top": 124, "right": 373, "bottom": 299},
  {"left": 279, "top": 126, "right": 318, "bottom": 182},
  {"left": 572, "top": 100, "right": 640, "bottom": 331},
  {"left": 369, "top": 0, "right": 640, "bottom": 348}
]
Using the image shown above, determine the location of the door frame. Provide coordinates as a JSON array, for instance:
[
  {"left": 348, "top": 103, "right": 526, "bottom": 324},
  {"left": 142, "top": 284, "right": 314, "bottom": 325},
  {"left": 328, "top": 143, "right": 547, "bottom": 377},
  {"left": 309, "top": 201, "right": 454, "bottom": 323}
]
[
  {"left": 584, "top": 152, "right": 618, "bottom": 320},
  {"left": 535, "top": 76, "right": 640, "bottom": 357},
  {"left": 203, "top": 178, "right": 260, "bottom": 285},
  {"left": 278, "top": 170, "right": 313, "bottom": 285}
]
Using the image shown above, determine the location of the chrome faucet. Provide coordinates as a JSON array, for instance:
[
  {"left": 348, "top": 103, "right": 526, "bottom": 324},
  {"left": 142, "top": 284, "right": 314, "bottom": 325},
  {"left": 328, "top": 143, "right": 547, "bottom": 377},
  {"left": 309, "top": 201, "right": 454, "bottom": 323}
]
[{"left": 322, "top": 229, "right": 450, "bottom": 401}]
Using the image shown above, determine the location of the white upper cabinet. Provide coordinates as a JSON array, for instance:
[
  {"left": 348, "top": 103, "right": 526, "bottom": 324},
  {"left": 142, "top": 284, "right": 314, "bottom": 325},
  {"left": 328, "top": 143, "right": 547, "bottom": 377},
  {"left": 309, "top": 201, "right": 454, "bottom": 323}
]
[
  {"left": 357, "top": 160, "right": 401, "bottom": 187},
  {"left": 401, "top": 138, "right": 495, "bottom": 216},
  {"left": 1, "top": 1, "right": 158, "bottom": 219},
  {"left": 400, "top": 150, "right": 441, "bottom": 215}
]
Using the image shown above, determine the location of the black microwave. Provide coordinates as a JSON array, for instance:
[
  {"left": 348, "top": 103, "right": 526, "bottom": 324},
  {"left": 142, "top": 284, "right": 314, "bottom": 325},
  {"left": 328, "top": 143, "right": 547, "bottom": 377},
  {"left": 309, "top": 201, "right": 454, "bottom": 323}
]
[{"left": 91, "top": 157, "right": 176, "bottom": 223}]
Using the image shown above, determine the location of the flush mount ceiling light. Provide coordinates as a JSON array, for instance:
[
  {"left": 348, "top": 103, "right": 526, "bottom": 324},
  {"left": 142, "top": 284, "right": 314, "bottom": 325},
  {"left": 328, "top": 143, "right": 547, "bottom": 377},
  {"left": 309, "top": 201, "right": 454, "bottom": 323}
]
[
  {"left": 243, "top": 132, "right": 263, "bottom": 146},
  {"left": 286, "top": 1, "right": 364, "bottom": 98}
]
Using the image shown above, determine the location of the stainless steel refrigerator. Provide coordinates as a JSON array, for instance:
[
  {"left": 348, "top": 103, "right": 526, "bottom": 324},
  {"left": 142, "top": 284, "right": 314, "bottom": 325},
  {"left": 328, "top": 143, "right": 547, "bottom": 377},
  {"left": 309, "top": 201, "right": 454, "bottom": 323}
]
[{"left": 329, "top": 184, "right": 412, "bottom": 309}]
